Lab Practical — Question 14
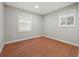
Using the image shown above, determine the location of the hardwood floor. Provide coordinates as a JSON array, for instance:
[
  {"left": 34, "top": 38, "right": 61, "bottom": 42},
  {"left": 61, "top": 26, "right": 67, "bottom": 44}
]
[
  {"left": 78, "top": 48, "right": 79, "bottom": 56},
  {"left": 0, "top": 36, "right": 79, "bottom": 57}
]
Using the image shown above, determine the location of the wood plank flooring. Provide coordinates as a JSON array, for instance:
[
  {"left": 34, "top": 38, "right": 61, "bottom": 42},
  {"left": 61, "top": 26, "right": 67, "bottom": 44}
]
[{"left": 0, "top": 36, "right": 79, "bottom": 57}]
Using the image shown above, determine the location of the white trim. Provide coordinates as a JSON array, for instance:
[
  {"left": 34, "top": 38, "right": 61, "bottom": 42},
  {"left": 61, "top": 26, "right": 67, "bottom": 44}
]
[
  {"left": 43, "top": 35, "right": 79, "bottom": 47},
  {"left": 0, "top": 43, "right": 4, "bottom": 53},
  {"left": 5, "top": 35, "right": 79, "bottom": 47},
  {"left": 3, "top": 35, "right": 79, "bottom": 56},
  {"left": 5, "top": 35, "right": 42, "bottom": 45}
]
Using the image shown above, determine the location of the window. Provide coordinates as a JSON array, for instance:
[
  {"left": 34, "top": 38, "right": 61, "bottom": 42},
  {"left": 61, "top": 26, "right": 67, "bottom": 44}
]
[
  {"left": 18, "top": 14, "right": 32, "bottom": 32},
  {"left": 58, "top": 9, "right": 75, "bottom": 27}
]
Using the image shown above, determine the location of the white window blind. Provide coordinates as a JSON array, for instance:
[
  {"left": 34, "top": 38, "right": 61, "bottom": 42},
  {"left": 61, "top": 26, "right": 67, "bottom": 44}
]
[{"left": 18, "top": 14, "right": 32, "bottom": 32}]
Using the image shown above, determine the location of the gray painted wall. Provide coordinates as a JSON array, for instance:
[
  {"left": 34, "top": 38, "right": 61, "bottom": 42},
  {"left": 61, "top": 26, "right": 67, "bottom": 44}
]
[
  {"left": 5, "top": 5, "right": 42, "bottom": 42},
  {"left": 0, "top": 3, "right": 4, "bottom": 52},
  {"left": 43, "top": 3, "right": 79, "bottom": 45},
  {"left": 4, "top": 3, "right": 79, "bottom": 46}
]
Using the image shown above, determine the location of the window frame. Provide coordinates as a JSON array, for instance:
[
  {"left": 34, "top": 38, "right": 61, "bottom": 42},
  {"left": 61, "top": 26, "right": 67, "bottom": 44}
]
[
  {"left": 18, "top": 14, "right": 32, "bottom": 32},
  {"left": 58, "top": 9, "right": 76, "bottom": 27}
]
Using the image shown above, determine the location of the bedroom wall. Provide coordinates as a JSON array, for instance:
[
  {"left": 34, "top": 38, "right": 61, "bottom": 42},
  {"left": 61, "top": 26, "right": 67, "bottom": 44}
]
[
  {"left": 0, "top": 3, "right": 4, "bottom": 53},
  {"left": 4, "top": 3, "right": 79, "bottom": 46},
  {"left": 43, "top": 3, "right": 79, "bottom": 45},
  {"left": 4, "top": 5, "right": 42, "bottom": 43}
]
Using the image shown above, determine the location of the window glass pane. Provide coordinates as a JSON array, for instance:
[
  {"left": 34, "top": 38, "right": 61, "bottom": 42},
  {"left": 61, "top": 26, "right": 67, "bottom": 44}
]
[{"left": 18, "top": 14, "right": 32, "bottom": 32}]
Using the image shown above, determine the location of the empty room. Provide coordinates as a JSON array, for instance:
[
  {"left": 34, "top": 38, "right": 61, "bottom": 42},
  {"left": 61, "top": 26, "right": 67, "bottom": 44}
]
[{"left": 0, "top": 2, "right": 79, "bottom": 57}]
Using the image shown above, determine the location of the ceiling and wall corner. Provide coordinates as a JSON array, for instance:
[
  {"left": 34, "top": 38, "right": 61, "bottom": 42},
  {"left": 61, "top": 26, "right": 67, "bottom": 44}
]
[{"left": 4, "top": 2, "right": 76, "bottom": 15}]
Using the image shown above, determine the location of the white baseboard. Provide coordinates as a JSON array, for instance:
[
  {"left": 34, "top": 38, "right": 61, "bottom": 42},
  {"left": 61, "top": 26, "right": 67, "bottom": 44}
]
[
  {"left": 5, "top": 35, "right": 79, "bottom": 47},
  {"left": 2, "top": 35, "right": 79, "bottom": 56},
  {"left": 43, "top": 35, "right": 79, "bottom": 47},
  {"left": 0, "top": 43, "right": 4, "bottom": 54},
  {"left": 1, "top": 35, "right": 42, "bottom": 54},
  {"left": 5, "top": 35, "right": 42, "bottom": 45}
]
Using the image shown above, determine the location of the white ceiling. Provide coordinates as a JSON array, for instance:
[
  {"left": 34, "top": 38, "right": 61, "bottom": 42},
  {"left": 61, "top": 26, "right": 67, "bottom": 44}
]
[{"left": 4, "top": 2, "right": 76, "bottom": 15}]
